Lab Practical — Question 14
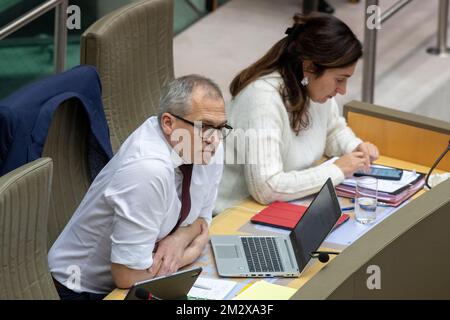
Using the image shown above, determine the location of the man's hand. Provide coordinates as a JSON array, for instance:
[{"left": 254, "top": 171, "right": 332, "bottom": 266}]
[
  {"left": 151, "top": 218, "right": 206, "bottom": 277},
  {"left": 354, "top": 142, "right": 379, "bottom": 162},
  {"left": 181, "top": 219, "right": 209, "bottom": 267},
  {"left": 111, "top": 219, "right": 210, "bottom": 288},
  {"left": 188, "top": 220, "right": 209, "bottom": 253},
  {"left": 151, "top": 233, "right": 186, "bottom": 277}
]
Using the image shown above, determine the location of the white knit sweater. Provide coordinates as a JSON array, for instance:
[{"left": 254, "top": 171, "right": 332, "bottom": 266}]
[{"left": 214, "top": 72, "right": 362, "bottom": 214}]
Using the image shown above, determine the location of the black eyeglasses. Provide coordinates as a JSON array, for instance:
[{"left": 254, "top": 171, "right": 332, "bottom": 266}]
[{"left": 169, "top": 113, "right": 233, "bottom": 140}]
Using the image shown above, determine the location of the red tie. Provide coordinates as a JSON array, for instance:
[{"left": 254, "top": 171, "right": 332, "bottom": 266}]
[{"left": 171, "top": 164, "right": 193, "bottom": 233}]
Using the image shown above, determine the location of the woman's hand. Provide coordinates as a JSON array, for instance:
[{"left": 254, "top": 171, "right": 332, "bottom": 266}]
[
  {"left": 354, "top": 142, "right": 379, "bottom": 162},
  {"left": 334, "top": 151, "right": 371, "bottom": 178}
]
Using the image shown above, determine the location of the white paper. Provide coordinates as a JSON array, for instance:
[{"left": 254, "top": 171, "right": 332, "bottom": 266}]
[
  {"left": 324, "top": 201, "right": 409, "bottom": 247},
  {"left": 188, "top": 277, "right": 237, "bottom": 300},
  {"left": 342, "top": 165, "right": 420, "bottom": 194}
]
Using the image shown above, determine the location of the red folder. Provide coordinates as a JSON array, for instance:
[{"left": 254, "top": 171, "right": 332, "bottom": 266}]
[
  {"left": 250, "top": 202, "right": 308, "bottom": 230},
  {"left": 332, "top": 214, "right": 350, "bottom": 231},
  {"left": 251, "top": 201, "right": 349, "bottom": 231}
]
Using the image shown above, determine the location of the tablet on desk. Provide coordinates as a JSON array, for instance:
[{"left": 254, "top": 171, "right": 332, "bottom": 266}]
[
  {"left": 354, "top": 166, "right": 403, "bottom": 181},
  {"left": 125, "top": 267, "right": 202, "bottom": 300}
]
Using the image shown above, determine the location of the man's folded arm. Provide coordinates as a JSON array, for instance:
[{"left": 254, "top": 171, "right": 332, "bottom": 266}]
[
  {"left": 104, "top": 159, "right": 171, "bottom": 289},
  {"left": 110, "top": 263, "right": 160, "bottom": 289},
  {"left": 111, "top": 219, "right": 208, "bottom": 289}
]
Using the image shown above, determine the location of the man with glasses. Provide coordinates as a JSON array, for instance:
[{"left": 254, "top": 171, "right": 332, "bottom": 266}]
[
  {"left": 168, "top": 112, "right": 232, "bottom": 165},
  {"left": 48, "top": 75, "right": 229, "bottom": 300}
]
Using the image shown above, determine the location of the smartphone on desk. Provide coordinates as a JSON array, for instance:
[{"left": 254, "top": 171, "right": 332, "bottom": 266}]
[{"left": 354, "top": 166, "right": 403, "bottom": 181}]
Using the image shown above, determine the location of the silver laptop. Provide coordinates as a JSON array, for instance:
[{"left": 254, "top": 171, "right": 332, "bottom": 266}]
[{"left": 211, "top": 178, "right": 342, "bottom": 277}]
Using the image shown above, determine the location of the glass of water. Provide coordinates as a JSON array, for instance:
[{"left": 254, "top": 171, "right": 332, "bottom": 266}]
[{"left": 355, "top": 177, "right": 378, "bottom": 224}]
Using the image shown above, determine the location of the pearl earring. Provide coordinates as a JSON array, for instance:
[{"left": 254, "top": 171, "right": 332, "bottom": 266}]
[{"left": 301, "top": 76, "right": 309, "bottom": 86}]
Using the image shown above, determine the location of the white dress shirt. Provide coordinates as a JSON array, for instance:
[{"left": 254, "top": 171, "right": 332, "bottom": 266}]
[{"left": 48, "top": 116, "right": 223, "bottom": 294}]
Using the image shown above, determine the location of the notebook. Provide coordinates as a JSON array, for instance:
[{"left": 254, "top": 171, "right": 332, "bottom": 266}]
[
  {"left": 336, "top": 166, "right": 426, "bottom": 207},
  {"left": 250, "top": 202, "right": 308, "bottom": 229},
  {"left": 251, "top": 201, "right": 349, "bottom": 231},
  {"left": 232, "top": 280, "right": 297, "bottom": 300},
  {"left": 342, "top": 165, "right": 425, "bottom": 194}
]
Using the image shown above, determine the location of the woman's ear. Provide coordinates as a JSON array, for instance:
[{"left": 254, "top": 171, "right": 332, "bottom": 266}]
[{"left": 302, "top": 60, "right": 316, "bottom": 74}]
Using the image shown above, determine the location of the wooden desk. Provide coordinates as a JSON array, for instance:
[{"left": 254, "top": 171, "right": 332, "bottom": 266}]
[{"left": 104, "top": 155, "right": 438, "bottom": 300}]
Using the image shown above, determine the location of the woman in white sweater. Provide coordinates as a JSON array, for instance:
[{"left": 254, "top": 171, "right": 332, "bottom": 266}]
[{"left": 214, "top": 12, "right": 379, "bottom": 214}]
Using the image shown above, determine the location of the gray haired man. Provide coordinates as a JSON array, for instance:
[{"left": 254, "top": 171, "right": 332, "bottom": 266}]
[{"left": 48, "top": 75, "right": 230, "bottom": 299}]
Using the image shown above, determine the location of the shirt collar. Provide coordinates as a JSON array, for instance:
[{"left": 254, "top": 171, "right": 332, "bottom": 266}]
[
  {"left": 170, "top": 148, "right": 186, "bottom": 168},
  {"left": 154, "top": 118, "right": 187, "bottom": 169}
]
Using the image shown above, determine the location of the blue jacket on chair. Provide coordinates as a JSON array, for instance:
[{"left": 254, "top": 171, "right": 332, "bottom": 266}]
[{"left": 0, "top": 65, "right": 113, "bottom": 178}]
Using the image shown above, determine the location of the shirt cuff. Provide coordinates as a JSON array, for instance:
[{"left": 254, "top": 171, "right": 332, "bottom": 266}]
[
  {"left": 111, "top": 243, "right": 153, "bottom": 270},
  {"left": 344, "top": 138, "right": 363, "bottom": 155},
  {"left": 328, "top": 163, "right": 346, "bottom": 185}
]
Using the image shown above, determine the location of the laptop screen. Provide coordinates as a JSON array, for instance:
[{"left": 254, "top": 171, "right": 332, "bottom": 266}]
[{"left": 290, "top": 178, "right": 342, "bottom": 270}]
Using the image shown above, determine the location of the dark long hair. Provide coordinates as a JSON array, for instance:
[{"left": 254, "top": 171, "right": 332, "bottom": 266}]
[{"left": 230, "top": 12, "right": 363, "bottom": 134}]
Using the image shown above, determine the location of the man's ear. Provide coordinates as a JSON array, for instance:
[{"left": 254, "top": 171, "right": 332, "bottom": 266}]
[{"left": 160, "top": 113, "right": 174, "bottom": 135}]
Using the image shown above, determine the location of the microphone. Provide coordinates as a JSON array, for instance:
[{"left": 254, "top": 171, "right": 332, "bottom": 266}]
[
  {"left": 135, "top": 288, "right": 162, "bottom": 300},
  {"left": 425, "top": 140, "right": 450, "bottom": 189},
  {"left": 309, "top": 251, "right": 340, "bottom": 263}
]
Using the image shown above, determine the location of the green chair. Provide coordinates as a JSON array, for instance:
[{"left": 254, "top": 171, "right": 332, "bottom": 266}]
[
  {"left": 81, "top": 0, "right": 175, "bottom": 152},
  {"left": 0, "top": 158, "right": 59, "bottom": 300}
]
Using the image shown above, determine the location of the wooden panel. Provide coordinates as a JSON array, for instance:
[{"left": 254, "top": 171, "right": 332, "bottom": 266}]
[{"left": 347, "top": 112, "right": 450, "bottom": 171}]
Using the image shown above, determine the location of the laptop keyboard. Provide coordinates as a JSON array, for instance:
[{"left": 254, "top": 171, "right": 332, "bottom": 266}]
[{"left": 241, "top": 237, "right": 284, "bottom": 273}]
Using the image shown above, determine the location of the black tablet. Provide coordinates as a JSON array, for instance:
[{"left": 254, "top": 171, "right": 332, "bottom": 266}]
[
  {"left": 354, "top": 166, "right": 403, "bottom": 181},
  {"left": 124, "top": 267, "right": 202, "bottom": 300}
]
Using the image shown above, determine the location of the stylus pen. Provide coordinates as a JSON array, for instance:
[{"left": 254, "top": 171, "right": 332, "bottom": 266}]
[
  {"left": 350, "top": 198, "right": 393, "bottom": 207},
  {"left": 193, "top": 284, "right": 211, "bottom": 290},
  {"left": 149, "top": 293, "right": 162, "bottom": 300}
]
